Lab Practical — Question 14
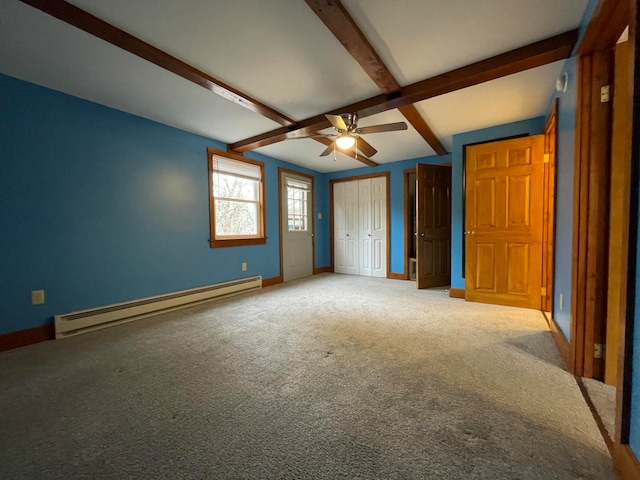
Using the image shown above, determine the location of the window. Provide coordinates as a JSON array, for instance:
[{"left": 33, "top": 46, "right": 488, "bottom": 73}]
[
  {"left": 286, "top": 177, "right": 310, "bottom": 231},
  {"left": 208, "top": 148, "right": 265, "bottom": 248}
]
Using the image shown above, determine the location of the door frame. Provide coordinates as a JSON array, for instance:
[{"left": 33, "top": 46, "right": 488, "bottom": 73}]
[
  {"left": 570, "top": 0, "right": 638, "bottom": 473},
  {"left": 278, "top": 167, "right": 315, "bottom": 280},
  {"left": 542, "top": 99, "right": 558, "bottom": 313},
  {"left": 403, "top": 164, "right": 452, "bottom": 282},
  {"left": 403, "top": 168, "right": 415, "bottom": 281},
  {"left": 414, "top": 164, "right": 452, "bottom": 289},
  {"left": 329, "top": 172, "right": 390, "bottom": 277}
]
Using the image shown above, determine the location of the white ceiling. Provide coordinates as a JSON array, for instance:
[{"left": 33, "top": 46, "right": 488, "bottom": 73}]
[{"left": 0, "top": 0, "right": 588, "bottom": 172}]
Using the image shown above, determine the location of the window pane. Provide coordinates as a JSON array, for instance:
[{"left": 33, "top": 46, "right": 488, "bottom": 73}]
[
  {"left": 287, "top": 185, "right": 308, "bottom": 231},
  {"left": 215, "top": 199, "right": 258, "bottom": 236},
  {"left": 213, "top": 173, "right": 258, "bottom": 201}
]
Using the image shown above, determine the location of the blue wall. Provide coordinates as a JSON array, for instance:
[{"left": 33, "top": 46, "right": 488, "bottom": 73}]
[
  {"left": 545, "top": 56, "right": 580, "bottom": 339},
  {"left": 449, "top": 118, "right": 546, "bottom": 290},
  {"left": 0, "top": 74, "right": 326, "bottom": 335},
  {"left": 325, "top": 155, "right": 451, "bottom": 274},
  {"left": 0, "top": 73, "right": 557, "bottom": 336}
]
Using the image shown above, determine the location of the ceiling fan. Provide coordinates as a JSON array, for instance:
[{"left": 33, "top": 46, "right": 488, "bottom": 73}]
[{"left": 295, "top": 113, "right": 408, "bottom": 159}]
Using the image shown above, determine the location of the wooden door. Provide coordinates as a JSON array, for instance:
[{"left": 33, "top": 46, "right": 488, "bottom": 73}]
[
  {"left": 542, "top": 103, "right": 557, "bottom": 312},
  {"left": 281, "top": 172, "right": 314, "bottom": 282},
  {"left": 605, "top": 40, "right": 632, "bottom": 386},
  {"left": 465, "top": 136, "right": 544, "bottom": 309},
  {"left": 416, "top": 164, "right": 451, "bottom": 289}
]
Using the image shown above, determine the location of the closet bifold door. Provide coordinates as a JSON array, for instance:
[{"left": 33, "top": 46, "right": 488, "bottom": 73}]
[
  {"left": 333, "top": 177, "right": 387, "bottom": 277},
  {"left": 370, "top": 176, "right": 387, "bottom": 277}
]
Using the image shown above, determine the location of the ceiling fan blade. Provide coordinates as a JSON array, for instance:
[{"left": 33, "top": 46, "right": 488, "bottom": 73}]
[
  {"left": 325, "top": 114, "right": 348, "bottom": 131},
  {"left": 319, "top": 144, "right": 334, "bottom": 157},
  {"left": 356, "top": 137, "right": 378, "bottom": 157},
  {"left": 355, "top": 122, "right": 408, "bottom": 135}
]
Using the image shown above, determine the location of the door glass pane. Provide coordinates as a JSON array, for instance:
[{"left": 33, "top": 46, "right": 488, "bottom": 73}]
[{"left": 287, "top": 184, "right": 308, "bottom": 231}]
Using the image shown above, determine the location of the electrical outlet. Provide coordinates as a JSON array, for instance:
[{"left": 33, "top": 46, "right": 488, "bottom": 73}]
[
  {"left": 242, "top": 262, "right": 247, "bottom": 272},
  {"left": 318, "top": 212, "right": 322, "bottom": 219},
  {"left": 31, "top": 290, "right": 45, "bottom": 305}
]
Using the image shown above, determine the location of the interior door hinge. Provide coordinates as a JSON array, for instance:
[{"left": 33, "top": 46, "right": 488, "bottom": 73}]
[
  {"left": 541, "top": 287, "right": 547, "bottom": 296},
  {"left": 543, "top": 154, "right": 550, "bottom": 164},
  {"left": 594, "top": 343, "right": 606, "bottom": 359}
]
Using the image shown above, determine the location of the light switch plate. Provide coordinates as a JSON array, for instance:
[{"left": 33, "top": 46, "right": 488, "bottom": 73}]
[{"left": 31, "top": 290, "right": 45, "bottom": 305}]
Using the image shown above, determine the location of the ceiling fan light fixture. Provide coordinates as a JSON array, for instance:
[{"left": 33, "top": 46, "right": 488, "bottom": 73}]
[{"left": 336, "top": 134, "right": 355, "bottom": 150}]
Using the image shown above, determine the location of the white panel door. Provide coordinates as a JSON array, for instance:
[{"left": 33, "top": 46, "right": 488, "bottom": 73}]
[
  {"left": 343, "top": 180, "right": 359, "bottom": 275},
  {"left": 333, "top": 182, "right": 347, "bottom": 273},
  {"left": 371, "top": 176, "right": 387, "bottom": 277},
  {"left": 282, "top": 172, "right": 313, "bottom": 282},
  {"left": 358, "top": 179, "right": 372, "bottom": 276}
]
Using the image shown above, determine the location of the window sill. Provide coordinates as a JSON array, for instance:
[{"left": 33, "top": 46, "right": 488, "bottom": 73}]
[{"left": 209, "top": 237, "right": 267, "bottom": 248}]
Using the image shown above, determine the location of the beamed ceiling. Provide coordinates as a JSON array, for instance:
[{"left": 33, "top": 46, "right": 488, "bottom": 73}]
[{"left": 0, "top": 0, "right": 588, "bottom": 172}]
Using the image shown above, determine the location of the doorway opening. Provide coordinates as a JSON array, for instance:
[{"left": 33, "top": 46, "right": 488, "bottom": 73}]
[
  {"left": 279, "top": 168, "right": 315, "bottom": 282},
  {"left": 404, "top": 164, "right": 452, "bottom": 288}
]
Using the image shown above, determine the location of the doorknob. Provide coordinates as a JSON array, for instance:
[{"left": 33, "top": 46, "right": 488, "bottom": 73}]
[
  {"left": 414, "top": 233, "right": 418, "bottom": 237},
  {"left": 368, "top": 234, "right": 371, "bottom": 237},
  {"left": 309, "top": 233, "right": 314, "bottom": 237},
  {"left": 420, "top": 233, "right": 425, "bottom": 237}
]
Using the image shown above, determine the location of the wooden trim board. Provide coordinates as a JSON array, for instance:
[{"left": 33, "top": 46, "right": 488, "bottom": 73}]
[
  {"left": 0, "top": 325, "right": 54, "bottom": 351},
  {"left": 262, "top": 276, "right": 283, "bottom": 288},
  {"left": 613, "top": 444, "right": 640, "bottom": 480},
  {"left": 542, "top": 312, "right": 571, "bottom": 371},
  {"left": 449, "top": 288, "right": 465, "bottom": 299},
  {"left": 387, "top": 273, "right": 406, "bottom": 280}
]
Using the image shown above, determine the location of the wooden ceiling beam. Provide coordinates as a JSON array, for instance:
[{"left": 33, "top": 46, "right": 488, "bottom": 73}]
[
  {"left": 304, "top": 0, "right": 400, "bottom": 94},
  {"left": 19, "top": 0, "right": 295, "bottom": 127},
  {"left": 305, "top": 0, "right": 448, "bottom": 155},
  {"left": 231, "top": 29, "right": 578, "bottom": 153},
  {"left": 397, "top": 105, "right": 448, "bottom": 156}
]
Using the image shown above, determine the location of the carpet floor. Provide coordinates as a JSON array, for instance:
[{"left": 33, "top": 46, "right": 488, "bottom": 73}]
[{"left": 0, "top": 274, "right": 618, "bottom": 479}]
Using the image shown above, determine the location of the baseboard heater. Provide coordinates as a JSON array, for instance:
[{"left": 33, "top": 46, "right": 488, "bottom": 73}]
[{"left": 54, "top": 276, "right": 262, "bottom": 339}]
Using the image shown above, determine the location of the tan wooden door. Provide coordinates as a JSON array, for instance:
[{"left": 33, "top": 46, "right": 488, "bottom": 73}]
[
  {"left": 605, "top": 40, "right": 632, "bottom": 386},
  {"left": 416, "top": 164, "right": 451, "bottom": 289},
  {"left": 465, "top": 136, "right": 544, "bottom": 309}
]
